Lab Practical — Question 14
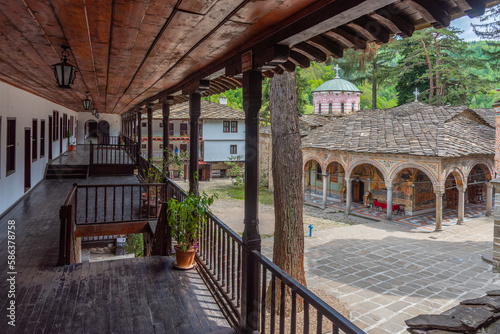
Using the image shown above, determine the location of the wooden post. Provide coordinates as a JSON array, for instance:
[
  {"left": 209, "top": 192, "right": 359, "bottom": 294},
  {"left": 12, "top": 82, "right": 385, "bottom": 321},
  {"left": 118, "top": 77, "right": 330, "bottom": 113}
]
[
  {"left": 162, "top": 97, "right": 174, "bottom": 173},
  {"left": 189, "top": 92, "right": 201, "bottom": 196},
  {"left": 137, "top": 109, "right": 142, "bottom": 163},
  {"left": 240, "top": 69, "right": 262, "bottom": 333},
  {"left": 147, "top": 103, "right": 154, "bottom": 161}
]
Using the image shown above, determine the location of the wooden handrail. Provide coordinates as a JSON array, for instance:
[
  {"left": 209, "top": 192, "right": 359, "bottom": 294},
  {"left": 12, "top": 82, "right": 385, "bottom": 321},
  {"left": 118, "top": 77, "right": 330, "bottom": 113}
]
[{"left": 252, "top": 250, "right": 366, "bottom": 334}]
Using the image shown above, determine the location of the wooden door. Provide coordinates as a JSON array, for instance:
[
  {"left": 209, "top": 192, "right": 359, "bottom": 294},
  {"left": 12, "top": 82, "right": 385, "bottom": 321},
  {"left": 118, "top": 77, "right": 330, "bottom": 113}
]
[
  {"left": 48, "top": 116, "right": 53, "bottom": 159},
  {"left": 446, "top": 188, "right": 458, "bottom": 209},
  {"left": 352, "top": 181, "right": 360, "bottom": 202},
  {"left": 24, "top": 128, "right": 31, "bottom": 191}
]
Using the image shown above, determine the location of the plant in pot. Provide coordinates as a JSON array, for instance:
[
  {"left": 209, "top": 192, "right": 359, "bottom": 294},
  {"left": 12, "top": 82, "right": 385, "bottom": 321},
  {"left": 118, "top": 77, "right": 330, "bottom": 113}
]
[
  {"left": 141, "top": 160, "right": 163, "bottom": 217},
  {"left": 67, "top": 130, "right": 76, "bottom": 151},
  {"left": 166, "top": 191, "right": 216, "bottom": 269}
]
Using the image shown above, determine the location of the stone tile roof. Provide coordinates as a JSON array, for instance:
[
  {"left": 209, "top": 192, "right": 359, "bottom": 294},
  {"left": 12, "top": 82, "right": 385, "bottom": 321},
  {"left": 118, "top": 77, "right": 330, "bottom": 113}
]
[
  {"left": 406, "top": 290, "right": 500, "bottom": 333},
  {"left": 302, "top": 102, "right": 495, "bottom": 157},
  {"left": 152, "top": 100, "right": 245, "bottom": 120},
  {"left": 299, "top": 114, "right": 334, "bottom": 127},
  {"left": 473, "top": 108, "right": 495, "bottom": 127}
]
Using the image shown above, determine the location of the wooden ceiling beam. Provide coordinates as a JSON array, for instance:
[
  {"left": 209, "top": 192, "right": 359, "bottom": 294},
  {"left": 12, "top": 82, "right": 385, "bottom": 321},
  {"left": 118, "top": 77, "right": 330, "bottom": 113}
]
[
  {"left": 330, "top": 28, "right": 367, "bottom": 50},
  {"left": 464, "top": 0, "right": 488, "bottom": 18},
  {"left": 289, "top": 50, "right": 311, "bottom": 68},
  {"left": 292, "top": 42, "right": 327, "bottom": 62},
  {"left": 374, "top": 5, "right": 415, "bottom": 37},
  {"left": 403, "top": 0, "right": 451, "bottom": 29},
  {"left": 281, "top": 60, "right": 296, "bottom": 72},
  {"left": 352, "top": 16, "right": 391, "bottom": 43},
  {"left": 345, "top": 22, "right": 377, "bottom": 42},
  {"left": 217, "top": 76, "right": 238, "bottom": 90},
  {"left": 308, "top": 35, "right": 344, "bottom": 59}
]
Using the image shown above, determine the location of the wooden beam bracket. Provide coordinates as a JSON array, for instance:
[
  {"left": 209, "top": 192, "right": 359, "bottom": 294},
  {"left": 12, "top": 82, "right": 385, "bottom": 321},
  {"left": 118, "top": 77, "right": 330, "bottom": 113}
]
[{"left": 182, "top": 79, "right": 211, "bottom": 95}]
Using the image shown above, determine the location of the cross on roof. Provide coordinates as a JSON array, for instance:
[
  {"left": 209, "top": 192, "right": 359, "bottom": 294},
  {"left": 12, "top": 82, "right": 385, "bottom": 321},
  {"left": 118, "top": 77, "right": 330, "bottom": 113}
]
[
  {"left": 334, "top": 64, "right": 340, "bottom": 78},
  {"left": 414, "top": 88, "right": 420, "bottom": 102}
]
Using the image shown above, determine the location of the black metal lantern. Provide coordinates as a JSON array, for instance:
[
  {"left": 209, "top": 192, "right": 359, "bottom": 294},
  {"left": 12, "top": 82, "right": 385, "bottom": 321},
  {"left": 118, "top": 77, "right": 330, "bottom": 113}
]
[
  {"left": 91, "top": 107, "right": 97, "bottom": 116},
  {"left": 52, "top": 46, "right": 77, "bottom": 88},
  {"left": 82, "top": 92, "right": 92, "bottom": 110}
]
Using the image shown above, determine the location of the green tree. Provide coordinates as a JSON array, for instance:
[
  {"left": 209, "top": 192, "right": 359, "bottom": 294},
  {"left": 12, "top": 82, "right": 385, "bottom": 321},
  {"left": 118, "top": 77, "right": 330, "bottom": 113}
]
[{"left": 472, "top": 5, "right": 500, "bottom": 67}]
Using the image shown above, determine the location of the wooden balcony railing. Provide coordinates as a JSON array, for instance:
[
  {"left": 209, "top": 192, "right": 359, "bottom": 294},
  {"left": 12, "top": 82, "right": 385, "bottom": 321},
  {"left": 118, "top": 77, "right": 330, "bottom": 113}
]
[
  {"left": 89, "top": 142, "right": 136, "bottom": 175},
  {"left": 59, "top": 155, "right": 365, "bottom": 333},
  {"left": 58, "top": 181, "right": 169, "bottom": 266},
  {"left": 138, "top": 157, "right": 364, "bottom": 334}
]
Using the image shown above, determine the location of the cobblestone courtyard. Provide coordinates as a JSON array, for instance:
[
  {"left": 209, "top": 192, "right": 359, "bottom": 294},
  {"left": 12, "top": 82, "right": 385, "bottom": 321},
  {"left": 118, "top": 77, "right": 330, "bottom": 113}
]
[{"left": 262, "top": 215, "right": 499, "bottom": 333}]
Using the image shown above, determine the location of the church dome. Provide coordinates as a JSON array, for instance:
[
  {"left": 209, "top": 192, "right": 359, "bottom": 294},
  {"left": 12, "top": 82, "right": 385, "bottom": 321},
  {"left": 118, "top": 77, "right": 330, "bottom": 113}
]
[{"left": 313, "top": 78, "right": 361, "bottom": 93}]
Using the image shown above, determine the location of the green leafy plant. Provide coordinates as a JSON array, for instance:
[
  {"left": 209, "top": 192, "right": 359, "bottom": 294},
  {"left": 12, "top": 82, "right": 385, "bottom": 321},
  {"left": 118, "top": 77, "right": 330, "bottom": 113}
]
[
  {"left": 125, "top": 234, "right": 144, "bottom": 257},
  {"left": 226, "top": 155, "right": 244, "bottom": 187},
  {"left": 166, "top": 191, "right": 216, "bottom": 252}
]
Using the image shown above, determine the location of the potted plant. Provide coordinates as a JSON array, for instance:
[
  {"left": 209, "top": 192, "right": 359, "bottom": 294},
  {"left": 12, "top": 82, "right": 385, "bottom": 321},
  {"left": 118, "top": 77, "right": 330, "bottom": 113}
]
[
  {"left": 141, "top": 160, "right": 163, "bottom": 217},
  {"left": 167, "top": 191, "right": 215, "bottom": 269},
  {"left": 67, "top": 130, "right": 76, "bottom": 151}
]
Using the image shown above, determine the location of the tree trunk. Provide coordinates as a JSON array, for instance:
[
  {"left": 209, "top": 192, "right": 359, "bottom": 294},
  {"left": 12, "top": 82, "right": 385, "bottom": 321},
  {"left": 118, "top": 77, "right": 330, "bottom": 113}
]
[
  {"left": 420, "top": 37, "right": 434, "bottom": 101},
  {"left": 270, "top": 71, "right": 307, "bottom": 312},
  {"left": 372, "top": 59, "right": 377, "bottom": 110}
]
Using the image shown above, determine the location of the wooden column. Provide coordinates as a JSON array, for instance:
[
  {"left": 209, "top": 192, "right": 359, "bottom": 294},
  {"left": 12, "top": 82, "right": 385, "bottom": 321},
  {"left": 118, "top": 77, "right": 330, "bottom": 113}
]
[
  {"left": 162, "top": 97, "right": 173, "bottom": 173},
  {"left": 457, "top": 185, "right": 466, "bottom": 224},
  {"left": 487, "top": 182, "right": 493, "bottom": 217},
  {"left": 189, "top": 92, "right": 201, "bottom": 196},
  {"left": 345, "top": 177, "right": 352, "bottom": 215},
  {"left": 386, "top": 182, "right": 393, "bottom": 221},
  {"left": 322, "top": 173, "right": 328, "bottom": 209},
  {"left": 435, "top": 190, "right": 444, "bottom": 232},
  {"left": 136, "top": 109, "right": 142, "bottom": 162},
  {"left": 240, "top": 69, "right": 262, "bottom": 333},
  {"left": 147, "top": 103, "right": 154, "bottom": 161}
]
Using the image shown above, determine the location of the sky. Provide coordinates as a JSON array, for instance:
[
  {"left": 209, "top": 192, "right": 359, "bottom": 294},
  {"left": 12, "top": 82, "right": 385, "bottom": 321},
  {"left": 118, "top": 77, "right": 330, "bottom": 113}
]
[{"left": 450, "top": 14, "right": 494, "bottom": 41}]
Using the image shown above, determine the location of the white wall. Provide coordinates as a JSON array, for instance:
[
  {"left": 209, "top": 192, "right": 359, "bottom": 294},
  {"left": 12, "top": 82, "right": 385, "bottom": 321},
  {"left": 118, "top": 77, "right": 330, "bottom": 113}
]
[
  {"left": 76, "top": 112, "right": 121, "bottom": 144},
  {"left": 202, "top": 119, "right": 245, "bottom": 140},
  {"left": 141, "top": 119, "right": 188, "bottom": 137},
  {"left": 204, "top": 140, "right": 245, "bottom": 162},
  {"left": 0, "top": 81, "right": 79, "bottom": 215}
]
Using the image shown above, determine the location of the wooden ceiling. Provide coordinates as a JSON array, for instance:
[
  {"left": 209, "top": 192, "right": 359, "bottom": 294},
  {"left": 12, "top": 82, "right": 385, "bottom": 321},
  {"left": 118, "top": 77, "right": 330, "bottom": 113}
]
[{"left": 0, "top": 0, "right": 498, "bottom": 115}]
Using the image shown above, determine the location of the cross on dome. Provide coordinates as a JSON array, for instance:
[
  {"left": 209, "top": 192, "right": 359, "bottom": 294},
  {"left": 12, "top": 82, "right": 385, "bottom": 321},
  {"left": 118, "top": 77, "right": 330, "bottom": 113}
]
[
  {"left": 334, "top": 64, "right": 340, "bottom": 78},
  {"left": 413, "top": 88, "right": 420, "bottom": 102}
]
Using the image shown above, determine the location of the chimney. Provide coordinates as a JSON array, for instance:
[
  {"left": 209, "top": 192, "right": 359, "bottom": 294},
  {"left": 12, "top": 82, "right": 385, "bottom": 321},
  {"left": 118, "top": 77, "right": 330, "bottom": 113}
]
[{"left": 219, "top": 96, "right": 228, "bottom": 105}]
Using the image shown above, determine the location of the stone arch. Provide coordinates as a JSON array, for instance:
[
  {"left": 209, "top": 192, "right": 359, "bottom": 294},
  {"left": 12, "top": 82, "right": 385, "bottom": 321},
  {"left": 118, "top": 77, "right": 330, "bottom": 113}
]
[
  {"left": 442, "top": 167, "right": 466, "bottom": 188},
  {"left": 347, "top": 159, "right": 388, "bottom": 181},
  {"left": 324, "top": 156, "right": 347, "bottom": 174},
  {"left": 465, "top": 159, "right": 495, "bottom": 181},
  {"left": 303, "top": 154, "right": 324, "bottom": 171},
  {"left": 389, "top": 162, "right": 439, "bottom": 187}
]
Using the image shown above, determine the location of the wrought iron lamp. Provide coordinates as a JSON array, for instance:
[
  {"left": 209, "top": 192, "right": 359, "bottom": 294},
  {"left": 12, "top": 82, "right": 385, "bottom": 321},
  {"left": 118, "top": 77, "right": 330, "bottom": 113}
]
[
  {"left": 82, "top": 92, "right": 92, "bottom": 110},
  {"left": 51, "top": 46, "right": 78, "bottom": 88},
  {"left": 91, "top": 106, "right": 97, "bottom": 116}
]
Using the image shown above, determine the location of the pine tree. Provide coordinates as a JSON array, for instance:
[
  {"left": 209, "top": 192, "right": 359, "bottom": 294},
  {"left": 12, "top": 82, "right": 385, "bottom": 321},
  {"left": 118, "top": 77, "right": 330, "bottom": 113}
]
[{"left": 472, "top": 5, "right": 500, "bottom": 67}]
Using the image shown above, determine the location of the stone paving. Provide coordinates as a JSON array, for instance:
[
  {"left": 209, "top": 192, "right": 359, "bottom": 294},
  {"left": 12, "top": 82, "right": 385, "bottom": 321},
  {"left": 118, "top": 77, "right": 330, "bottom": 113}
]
[{"left": 261, "top": 215, "right": 500, "bottom": 334}]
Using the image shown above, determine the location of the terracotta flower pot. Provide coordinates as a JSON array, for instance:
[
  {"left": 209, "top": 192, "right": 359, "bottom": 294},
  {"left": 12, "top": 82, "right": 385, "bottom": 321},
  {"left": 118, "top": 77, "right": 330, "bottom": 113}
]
[
  {"left": 68, "top": 145, "right": 75, "bottom": 151},
  {"left": 174, "top": 245, "right": 196, "bottom": 269}
]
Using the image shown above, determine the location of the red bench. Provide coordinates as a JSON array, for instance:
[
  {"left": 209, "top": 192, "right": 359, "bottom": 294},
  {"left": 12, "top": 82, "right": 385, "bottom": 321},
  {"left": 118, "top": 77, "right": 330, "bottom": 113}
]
[{"left": 373, "top": 200, "right": 399, "bottom": 213}]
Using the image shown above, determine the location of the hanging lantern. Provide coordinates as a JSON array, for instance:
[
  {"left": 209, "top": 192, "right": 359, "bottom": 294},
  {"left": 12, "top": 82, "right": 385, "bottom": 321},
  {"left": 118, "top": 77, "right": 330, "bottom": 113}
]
[
  {"left": 51, "top": 46, "right": 77, "bottom": 88},
  {"left": 91, "top": 107, "right": 97, "bottom": 116},
  {"left": 82, "top": 92, "right": 92, "bottom": 110}
]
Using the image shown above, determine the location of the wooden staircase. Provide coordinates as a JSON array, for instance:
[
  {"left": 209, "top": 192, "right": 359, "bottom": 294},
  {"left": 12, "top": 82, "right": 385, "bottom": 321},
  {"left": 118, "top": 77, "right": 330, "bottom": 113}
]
[{"left": 46, "top": 164, "right": 89, "bottom": 179}]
